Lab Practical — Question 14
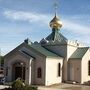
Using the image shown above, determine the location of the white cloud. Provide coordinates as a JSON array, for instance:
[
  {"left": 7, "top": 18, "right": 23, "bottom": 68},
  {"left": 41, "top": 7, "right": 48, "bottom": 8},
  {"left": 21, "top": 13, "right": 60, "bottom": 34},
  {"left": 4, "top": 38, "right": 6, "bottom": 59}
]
[
  {"left": 62, "top": 20, "right": 90, "bottom": 35},
  {"left": 3, "top": 10, "right": 50, "bottom": 24},
  {"left": 3, "top": 10, "right": 90, "bottom": 36}
]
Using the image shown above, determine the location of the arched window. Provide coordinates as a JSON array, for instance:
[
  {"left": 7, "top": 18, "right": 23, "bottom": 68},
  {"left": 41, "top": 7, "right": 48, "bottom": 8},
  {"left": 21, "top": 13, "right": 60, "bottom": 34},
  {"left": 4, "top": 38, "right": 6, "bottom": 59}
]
[
  {"left": 37, "top": 67, "right": 42, "bottom": 78},
  {"left": 88, "top": 61, "right": 90, "bottom": 75},
  {"left": 58, "top": 63, "right": 61, "bottom": 76}
]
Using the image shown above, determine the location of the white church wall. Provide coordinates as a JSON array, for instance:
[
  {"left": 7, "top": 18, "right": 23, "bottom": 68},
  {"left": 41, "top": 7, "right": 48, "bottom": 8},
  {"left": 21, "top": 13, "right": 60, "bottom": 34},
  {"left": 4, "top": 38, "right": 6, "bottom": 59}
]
[
  {"left": 45, "top": 44, "right": 77, "bottom": 81},
  {"left": 43, "top": 45, "right": 68, "bottom": 82},
  {"left": 45, "top": 45, "right": 68, "bottom": 81},
  {"left": 81, "top": 49, "right": 90, "bottom": 84},
  {"left": 67, "top": 44, "right": 77, "bottom": 59},
  {"left": 45, "top": 57, "right": 63, "bottom": 86}
]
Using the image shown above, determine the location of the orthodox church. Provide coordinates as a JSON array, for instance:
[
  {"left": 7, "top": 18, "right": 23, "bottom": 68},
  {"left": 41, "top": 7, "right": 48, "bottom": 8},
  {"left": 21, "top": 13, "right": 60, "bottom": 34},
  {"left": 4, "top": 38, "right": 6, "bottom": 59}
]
[{"left": 4, "top": 10, "right": 90, "bottom": 85}]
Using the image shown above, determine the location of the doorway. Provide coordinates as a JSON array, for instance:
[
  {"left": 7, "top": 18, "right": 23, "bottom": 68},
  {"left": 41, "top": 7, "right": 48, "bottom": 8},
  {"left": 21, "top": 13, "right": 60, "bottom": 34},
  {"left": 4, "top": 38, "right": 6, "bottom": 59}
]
[
  {"left": 15, "top": 66, "right": 25, "bottom": 80},
  {"left": 70, "top": 66, "right": 74, "bottom": 81}
]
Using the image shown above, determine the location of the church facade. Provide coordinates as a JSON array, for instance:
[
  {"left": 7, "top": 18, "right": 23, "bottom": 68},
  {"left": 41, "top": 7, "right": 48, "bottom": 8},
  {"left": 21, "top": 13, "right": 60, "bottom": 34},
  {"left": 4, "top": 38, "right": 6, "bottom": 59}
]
[{"left": 4, "top": 13, "right": 90, "bottom": 85}]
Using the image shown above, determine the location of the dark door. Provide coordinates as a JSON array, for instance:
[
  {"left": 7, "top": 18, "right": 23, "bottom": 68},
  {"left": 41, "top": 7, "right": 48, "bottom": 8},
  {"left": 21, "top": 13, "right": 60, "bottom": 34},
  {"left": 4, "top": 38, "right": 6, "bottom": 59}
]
[{"left": 15, "top": 67, "right": 25, "bottom": 80}]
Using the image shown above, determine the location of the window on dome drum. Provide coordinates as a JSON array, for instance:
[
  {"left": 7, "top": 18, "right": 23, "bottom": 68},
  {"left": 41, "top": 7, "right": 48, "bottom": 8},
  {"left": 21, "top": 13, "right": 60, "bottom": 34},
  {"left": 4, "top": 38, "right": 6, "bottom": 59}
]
[
  {"left": 37, "top": 67, "right": 42, "bottom": 78},
  {"left": 88, "top": 61, "right": 90, "bottom": 75},
  {"left": 58, "top": 63, "right": 61, "bottom": 77}
]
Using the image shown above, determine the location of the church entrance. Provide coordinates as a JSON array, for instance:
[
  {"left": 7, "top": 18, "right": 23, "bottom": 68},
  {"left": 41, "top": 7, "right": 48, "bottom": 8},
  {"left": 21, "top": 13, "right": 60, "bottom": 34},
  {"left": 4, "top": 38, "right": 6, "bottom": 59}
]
[
  {"left": 12, "top": 62, "right": 26, "bottom": 81},
  {"left": 70, "top": 66, "right": 74, "bottom": 81},
  {"left": 15, "top": 66, "right": 25, "bottom": 80}
]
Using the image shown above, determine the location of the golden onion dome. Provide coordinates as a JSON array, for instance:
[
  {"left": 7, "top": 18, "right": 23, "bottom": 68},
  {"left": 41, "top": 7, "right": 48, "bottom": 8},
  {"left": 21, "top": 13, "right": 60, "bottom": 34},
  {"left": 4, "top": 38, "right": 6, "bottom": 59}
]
[{"left": 50, "top": 15, "right": 62, "bottom": 29}]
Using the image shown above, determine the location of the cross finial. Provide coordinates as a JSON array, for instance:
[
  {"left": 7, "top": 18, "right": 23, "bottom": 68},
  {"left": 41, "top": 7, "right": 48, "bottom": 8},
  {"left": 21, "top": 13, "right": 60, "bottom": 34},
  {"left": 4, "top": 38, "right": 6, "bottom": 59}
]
[{"left": 54, "top": 1, "right": 58, "bottom": 16}]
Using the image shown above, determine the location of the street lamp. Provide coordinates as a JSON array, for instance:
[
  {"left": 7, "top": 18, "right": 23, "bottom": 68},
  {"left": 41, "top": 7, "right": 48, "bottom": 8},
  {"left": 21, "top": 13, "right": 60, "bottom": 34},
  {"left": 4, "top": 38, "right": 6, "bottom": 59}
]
[{"left": 20, "top": 62, "right": 24, "bottom": 80}]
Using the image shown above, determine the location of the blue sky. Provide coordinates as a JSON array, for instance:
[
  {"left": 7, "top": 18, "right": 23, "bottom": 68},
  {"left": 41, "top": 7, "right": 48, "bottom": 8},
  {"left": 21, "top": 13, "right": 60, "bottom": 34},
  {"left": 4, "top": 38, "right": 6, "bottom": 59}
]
[{"left": 0, "top": 0, "right": 90, "bottom": 55}]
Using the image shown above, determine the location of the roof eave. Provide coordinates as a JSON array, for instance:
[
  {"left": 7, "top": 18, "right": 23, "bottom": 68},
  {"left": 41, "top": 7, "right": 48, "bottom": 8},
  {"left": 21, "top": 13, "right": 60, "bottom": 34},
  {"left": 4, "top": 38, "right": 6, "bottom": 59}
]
[
  {"left": 69, "top": 58, "right": 82, "bottom": 60},
  {"left": 47, "top": 56, "right": 63, "bottom": 59}
]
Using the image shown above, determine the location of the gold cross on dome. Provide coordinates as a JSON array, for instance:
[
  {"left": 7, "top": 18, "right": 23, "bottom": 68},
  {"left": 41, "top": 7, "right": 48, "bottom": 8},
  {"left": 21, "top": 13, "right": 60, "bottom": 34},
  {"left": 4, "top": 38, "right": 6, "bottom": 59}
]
[{"left": 54, "top": 0, "right": 58, "bottom": 16}]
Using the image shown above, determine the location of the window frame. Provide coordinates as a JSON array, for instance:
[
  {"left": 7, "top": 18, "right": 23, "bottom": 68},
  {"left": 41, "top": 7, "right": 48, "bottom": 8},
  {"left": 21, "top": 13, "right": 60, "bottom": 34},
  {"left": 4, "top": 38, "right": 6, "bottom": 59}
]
[
  {"left": 58, "top": 63, "right": 61, "bottom": 77},
  {"left": 88, "top": 61, "right": 90, "bottom": 75},
  {"left": 37, "top": 67, "right": 42, "bottom": 78}
]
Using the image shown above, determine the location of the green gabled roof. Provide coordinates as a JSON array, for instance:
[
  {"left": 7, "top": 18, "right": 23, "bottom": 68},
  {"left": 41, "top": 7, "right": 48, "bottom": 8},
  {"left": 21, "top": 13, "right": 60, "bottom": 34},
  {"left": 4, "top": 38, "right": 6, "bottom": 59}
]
[
  {"left": 28, "top": 43, "right": 61, "bottom": 58},
  {"left": 45, "top": 29, "right": 67, "bottom": 44},
  {"left": 70, "top": 47, "right": 89, "bottom": 59},
  {"left": 20, "top": 50, "right": 35, "bottom": 59}
]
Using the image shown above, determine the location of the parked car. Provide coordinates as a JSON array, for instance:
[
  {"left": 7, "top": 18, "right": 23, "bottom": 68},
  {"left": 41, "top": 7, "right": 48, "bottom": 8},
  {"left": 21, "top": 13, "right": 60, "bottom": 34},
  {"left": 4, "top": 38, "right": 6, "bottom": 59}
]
[{"left": 0, "top": 77, "right": 5, "bottom": 84}]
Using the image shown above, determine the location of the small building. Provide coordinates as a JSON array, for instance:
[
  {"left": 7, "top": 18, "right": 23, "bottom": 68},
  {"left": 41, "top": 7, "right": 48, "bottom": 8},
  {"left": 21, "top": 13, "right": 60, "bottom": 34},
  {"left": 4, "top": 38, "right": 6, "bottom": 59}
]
[{"left": 4, "top": 12, "right": 90, "bottom": 85}]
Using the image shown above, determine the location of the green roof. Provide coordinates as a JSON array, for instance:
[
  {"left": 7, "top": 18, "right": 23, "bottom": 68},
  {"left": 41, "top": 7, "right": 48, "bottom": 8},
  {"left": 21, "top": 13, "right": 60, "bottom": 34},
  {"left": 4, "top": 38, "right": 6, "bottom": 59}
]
[
  {"left": 70, "top": 47, "right": 89, "bottom": 59},
  {"left": 21, "top": 50, "right": 35, "bottom": 59},
  {"left": 28, "top": 43, "right": 61, "bottom": 58},
  {"left": 45, "top": 29, "right": 67, "bottom": 44}
]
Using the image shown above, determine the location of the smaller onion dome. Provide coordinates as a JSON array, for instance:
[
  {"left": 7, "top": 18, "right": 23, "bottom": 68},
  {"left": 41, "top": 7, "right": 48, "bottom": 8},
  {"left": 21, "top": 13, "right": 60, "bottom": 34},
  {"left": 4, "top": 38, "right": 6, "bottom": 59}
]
[{"left": 50, "top": 15, "right": 62, "bottom": 29}]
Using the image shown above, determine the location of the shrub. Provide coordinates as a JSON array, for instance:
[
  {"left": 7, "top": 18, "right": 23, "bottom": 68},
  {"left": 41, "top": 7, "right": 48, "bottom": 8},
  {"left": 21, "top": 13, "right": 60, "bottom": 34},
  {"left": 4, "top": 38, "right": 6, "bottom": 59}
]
[
  {"left": 12, "top": 80, "right": 24, "bottom": 90},
  {"left": 24, "top": 85, "right": 37, "bottom": 90},
  {"left": 1, "top": 80, "right": 37, "bottom": 90}
]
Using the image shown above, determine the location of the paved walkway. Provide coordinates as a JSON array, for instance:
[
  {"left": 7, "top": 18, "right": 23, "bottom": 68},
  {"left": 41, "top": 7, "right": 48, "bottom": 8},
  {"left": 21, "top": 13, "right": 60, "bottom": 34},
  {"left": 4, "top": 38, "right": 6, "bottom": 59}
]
[
  {"left": 38, "top": 87, "right": 66, "bottom": 90},
  {"left": 0, "top": 85, "right": 9, "bottom": 89},
  {"left": 38, "top": 83, "right": 90, "bottom": 90},
  {"left": 0, "top": 83, "right": 90, "bottom": 90}
]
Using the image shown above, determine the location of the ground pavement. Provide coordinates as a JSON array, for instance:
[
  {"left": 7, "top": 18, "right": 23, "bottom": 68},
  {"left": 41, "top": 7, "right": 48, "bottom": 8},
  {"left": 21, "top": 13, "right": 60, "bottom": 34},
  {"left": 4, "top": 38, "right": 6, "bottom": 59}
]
[
  {"left": 38, "top": 83, "right": 90, "bottom": 90},
  {"left": 1, "top": 83, "right": 90, "bottom": 90},
  {"left": 0, "top": 85, "right": 9, "bottom": 89}
]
